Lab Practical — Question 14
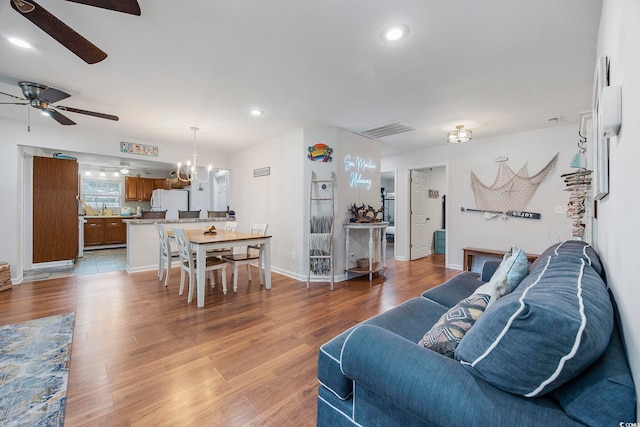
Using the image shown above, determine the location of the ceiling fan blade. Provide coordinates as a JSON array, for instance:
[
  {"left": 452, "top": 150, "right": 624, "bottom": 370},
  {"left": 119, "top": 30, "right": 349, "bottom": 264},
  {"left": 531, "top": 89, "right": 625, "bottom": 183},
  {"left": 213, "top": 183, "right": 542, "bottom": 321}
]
[
  {"left": 45, "top": 109, "right": 76, "bottom": 125},
  {"left": 64, "top": 0, "right": 141, "bottom": 16},
  {"left": 56, "top": 105, "right": 119, "bottom": 121},
  {"left": 10, "top": 0, "right": 107, "bottom": 64},
  {"left": 0, "top": 90, "right": 26, "bottom": 101},
  {"left": 0, "top": 102, "right": 29, "bottom": 105}
]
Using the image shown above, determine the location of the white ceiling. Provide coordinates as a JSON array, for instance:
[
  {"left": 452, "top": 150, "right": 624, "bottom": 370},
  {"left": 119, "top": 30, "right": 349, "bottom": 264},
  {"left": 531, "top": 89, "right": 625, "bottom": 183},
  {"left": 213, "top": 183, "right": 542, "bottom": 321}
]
[{"left": 0, "top": 0, "right": 602, "bottom": 164}]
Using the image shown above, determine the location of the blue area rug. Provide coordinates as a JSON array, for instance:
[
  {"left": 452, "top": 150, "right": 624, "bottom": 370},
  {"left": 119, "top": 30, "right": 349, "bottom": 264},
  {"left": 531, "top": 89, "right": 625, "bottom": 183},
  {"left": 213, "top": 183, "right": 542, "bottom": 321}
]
[{"left": 0, "top": 313, "right": 75, "bottom": 427}]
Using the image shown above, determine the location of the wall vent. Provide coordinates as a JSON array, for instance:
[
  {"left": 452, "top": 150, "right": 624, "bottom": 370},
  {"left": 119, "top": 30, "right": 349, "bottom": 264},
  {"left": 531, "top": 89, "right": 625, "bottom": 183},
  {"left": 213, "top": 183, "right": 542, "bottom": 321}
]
[{"left": 358, "top": 120, "right": 418, "bottom": 139}]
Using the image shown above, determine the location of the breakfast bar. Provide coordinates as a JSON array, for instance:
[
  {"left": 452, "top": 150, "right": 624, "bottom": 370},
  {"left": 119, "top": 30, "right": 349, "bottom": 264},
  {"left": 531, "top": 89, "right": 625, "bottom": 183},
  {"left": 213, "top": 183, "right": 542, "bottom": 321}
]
[{"left": 124, "top": 218, "right": 231, "bottom": 273}]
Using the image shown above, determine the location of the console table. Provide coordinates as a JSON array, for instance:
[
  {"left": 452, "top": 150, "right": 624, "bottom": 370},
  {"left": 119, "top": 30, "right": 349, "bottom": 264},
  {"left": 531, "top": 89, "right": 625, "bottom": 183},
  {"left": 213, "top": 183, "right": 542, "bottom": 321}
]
[
  {"left": 345, "top": 222, "right": 388, "bottom": 281},
  {"left": 462, "top": 247, "right": 539, "bottom": 271}
]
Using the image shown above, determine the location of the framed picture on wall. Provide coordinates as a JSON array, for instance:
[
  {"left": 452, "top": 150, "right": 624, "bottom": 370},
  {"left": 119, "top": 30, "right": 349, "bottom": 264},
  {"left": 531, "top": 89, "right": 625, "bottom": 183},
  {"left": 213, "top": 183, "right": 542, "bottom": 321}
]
[{"left": 592, "top": 56, "right": 609, "bottom": 200}]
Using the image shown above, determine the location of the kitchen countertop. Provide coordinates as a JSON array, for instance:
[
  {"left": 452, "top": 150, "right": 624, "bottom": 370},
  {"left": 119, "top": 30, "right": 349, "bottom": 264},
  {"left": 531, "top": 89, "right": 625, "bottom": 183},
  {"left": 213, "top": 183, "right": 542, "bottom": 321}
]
[
  {"left": 80, "top": 215, "right": 141, "bottom": 219},
  {"left": 124, "top": 218, "right": 234, "bottom": 225}
]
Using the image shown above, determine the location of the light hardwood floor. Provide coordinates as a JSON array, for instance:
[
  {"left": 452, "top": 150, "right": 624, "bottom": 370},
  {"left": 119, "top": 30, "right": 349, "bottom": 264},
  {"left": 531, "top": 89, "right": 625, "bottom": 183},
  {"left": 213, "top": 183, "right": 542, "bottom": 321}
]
[{"left": 0, "top": 254, "right": 456, "bottom": 426}]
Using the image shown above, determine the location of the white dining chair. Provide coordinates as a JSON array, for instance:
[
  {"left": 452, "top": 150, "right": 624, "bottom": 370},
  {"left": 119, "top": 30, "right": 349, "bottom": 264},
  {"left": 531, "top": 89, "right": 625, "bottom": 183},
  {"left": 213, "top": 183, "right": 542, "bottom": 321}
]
[
  {"left": 206, "top": 221, "right": 238, "bottom": 258},
  {"left": 172, "top": 228, "right": 228, "bottom": 301},
  {"left": 155, "top": 223, "right": 179, "bottom": 287},
  {"left": 221, "top": 223, "right": 268, "bottom": 293}
]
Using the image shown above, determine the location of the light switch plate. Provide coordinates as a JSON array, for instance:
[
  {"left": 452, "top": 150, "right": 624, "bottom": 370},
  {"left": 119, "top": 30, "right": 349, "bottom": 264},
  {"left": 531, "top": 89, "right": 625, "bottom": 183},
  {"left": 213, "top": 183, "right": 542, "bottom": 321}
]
[{"left": 555, "top": 205, "right": 567, "bottom": 215}]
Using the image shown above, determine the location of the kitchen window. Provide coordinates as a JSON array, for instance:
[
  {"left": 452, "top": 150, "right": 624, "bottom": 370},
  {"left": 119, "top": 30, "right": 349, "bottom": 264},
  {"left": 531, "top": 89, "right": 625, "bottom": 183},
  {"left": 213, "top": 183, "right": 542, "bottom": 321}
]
[{"left": 83, "top": 179, "right": 122, "bottom": 210}]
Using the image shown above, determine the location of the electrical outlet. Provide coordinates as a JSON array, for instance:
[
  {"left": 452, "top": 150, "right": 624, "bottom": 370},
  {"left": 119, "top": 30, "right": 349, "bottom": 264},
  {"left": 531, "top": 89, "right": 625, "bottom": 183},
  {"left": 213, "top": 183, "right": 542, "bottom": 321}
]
[
  {"left": 350, "top": 253, "right": 355, "bottom": 259},
  {"left": 291, "top": 252, "right": 296, "bottom": 262}
]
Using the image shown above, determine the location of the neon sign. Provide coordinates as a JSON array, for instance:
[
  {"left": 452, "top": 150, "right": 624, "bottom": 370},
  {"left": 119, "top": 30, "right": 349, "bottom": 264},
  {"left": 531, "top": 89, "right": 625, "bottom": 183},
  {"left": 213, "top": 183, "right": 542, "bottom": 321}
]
[{"left": 344, "top": 155, "right": 376, "bottom": 189}]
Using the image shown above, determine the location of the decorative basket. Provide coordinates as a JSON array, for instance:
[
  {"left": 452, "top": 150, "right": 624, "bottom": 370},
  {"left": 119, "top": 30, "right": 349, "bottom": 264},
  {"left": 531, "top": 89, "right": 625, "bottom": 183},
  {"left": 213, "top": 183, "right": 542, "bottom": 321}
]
[
  {"left": 0, "top": 262, "right": 11, "bottom": 292},
  {"left": 356, "top": 258, "right": 369, "bottom": 269}
]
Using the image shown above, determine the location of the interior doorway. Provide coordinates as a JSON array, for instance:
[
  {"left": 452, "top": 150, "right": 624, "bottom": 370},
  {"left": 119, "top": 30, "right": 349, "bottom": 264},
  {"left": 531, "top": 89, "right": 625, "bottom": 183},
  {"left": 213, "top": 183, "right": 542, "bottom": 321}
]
[
  {"left": 410, "top": 165, "right": 447, "bottom": 262},
  {"left": 381, "top": 171, "right": 396, "bottom": 258}
]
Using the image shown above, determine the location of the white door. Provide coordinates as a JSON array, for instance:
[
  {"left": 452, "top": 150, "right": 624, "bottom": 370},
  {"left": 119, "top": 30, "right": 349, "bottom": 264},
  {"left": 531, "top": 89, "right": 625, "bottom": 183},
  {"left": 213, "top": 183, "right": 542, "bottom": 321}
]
[
  {"left": 213, "top": 171, "right": 228, "bottom": 211},
  {"left": 410, "top": 170, "right": 430, "bottom": 260}
]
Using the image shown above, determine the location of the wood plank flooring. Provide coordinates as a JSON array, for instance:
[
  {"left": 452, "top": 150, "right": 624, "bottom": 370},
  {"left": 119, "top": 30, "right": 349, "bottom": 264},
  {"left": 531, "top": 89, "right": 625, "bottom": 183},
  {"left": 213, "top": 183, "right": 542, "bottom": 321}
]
[{"left": 0, "top": 254, "right": 457, "bottom": 426}]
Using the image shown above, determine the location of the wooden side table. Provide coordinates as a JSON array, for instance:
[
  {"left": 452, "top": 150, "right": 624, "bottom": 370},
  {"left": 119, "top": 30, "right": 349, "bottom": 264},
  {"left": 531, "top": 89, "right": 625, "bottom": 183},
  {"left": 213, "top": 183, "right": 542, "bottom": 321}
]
[
  {"left": 345, "top": 222, "right": 388, "bottom": 281},
  {"left": 462, "top": 247, "right": 539, "bottom": 271}
]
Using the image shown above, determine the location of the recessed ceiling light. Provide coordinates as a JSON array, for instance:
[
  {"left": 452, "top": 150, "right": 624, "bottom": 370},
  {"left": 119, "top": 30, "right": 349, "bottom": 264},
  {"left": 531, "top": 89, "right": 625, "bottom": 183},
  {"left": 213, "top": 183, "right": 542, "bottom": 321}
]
[
  {"left": 381, "top": 24, "right": 409, "bottom": 42},
  {"left": 8, "top": 37, "right": 32, "bottom": 49},
  {"left": 250, "top": 109, "right": 263, "bottom": 117}
]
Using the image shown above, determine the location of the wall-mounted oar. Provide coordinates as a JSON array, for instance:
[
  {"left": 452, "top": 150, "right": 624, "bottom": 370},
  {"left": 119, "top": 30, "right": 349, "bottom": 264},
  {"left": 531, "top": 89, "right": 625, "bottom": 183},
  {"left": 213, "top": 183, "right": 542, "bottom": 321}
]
[{"left": 461, "top": 207, "right": 541, "bottom": 219}]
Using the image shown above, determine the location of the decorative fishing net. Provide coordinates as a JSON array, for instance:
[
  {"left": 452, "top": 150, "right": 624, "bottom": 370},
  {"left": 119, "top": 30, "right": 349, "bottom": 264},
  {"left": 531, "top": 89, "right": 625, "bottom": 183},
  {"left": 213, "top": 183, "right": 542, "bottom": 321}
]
[{"left": 471, "top": 153, "right": 558, "bottom": 213}]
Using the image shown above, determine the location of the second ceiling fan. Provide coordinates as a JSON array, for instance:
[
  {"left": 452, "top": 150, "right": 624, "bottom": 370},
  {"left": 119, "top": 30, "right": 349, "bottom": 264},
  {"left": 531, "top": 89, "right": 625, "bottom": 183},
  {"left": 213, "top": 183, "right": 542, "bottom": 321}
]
[{"left": 10, "top": 0, "right": 141, "bottom": 64}]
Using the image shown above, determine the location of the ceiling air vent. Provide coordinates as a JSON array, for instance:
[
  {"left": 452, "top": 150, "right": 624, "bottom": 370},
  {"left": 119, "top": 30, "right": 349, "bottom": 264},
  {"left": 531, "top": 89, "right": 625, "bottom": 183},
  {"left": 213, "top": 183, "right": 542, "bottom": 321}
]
[{"left": 358, "top": 120, "right": 418, "bottom": 139}]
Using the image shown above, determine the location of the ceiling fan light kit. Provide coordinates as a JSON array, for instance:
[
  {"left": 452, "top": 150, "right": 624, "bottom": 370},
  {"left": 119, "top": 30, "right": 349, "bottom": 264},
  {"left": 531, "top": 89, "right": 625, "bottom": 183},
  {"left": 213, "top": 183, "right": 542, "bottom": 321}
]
[{"left": 447, "top": 124, "right": 472, "bottom": 143}]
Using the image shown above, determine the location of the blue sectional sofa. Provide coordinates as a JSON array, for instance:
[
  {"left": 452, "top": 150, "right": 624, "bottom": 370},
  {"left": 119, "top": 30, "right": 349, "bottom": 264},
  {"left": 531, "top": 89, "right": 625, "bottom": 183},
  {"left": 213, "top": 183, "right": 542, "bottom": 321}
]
[{"left": 317, "top": 241, "right": 636, "bottom": 426}]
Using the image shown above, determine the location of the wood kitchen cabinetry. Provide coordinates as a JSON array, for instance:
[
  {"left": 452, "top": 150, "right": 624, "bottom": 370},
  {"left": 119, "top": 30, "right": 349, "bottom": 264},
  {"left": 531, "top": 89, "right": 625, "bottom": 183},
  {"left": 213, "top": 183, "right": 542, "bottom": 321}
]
[
  {"left": 84, "top": 218, "right": 104, "bottom": 246},
  {"left": 84, "top": 218, "right": 126, "bottom": 246},
  {"left": 125, "top": 177, "right": 167, "bottom": 202}
]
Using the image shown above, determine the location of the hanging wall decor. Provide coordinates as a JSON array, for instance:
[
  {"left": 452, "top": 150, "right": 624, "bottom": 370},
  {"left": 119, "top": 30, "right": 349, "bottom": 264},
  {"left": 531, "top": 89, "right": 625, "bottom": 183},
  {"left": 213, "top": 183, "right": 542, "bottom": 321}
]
[
  {"left": 465, "top": 153, "right": 558, "bottom": 220},
  {"left": 307, "top": 143, "right": 333, "bottom": 162},
  {"left": 592, "top": 56, "right": 610, "bottom": 200},
  {"left": 120, "top": 141, "right": 158, "bottom": 157}
]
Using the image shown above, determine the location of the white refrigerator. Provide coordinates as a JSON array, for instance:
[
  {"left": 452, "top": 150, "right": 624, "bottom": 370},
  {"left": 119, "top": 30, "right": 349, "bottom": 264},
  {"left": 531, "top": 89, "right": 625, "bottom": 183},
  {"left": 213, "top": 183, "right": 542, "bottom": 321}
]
[{"left": 150, "top": 189, "right": 189, "bottom": 219}]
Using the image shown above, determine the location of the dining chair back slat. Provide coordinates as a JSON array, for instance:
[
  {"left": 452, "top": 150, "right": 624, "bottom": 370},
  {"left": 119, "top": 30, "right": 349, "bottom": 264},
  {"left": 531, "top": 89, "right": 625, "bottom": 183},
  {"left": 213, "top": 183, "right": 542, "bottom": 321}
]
[
  {"left": 221, "top": 223, "right": 268, "bottom": 293},
  {"left": 178, "top": 210, "right": 201, "bottom": 219},
  {"left": 155, "top": 223, "right": 176, "bottom": 287},
  {"left": 172, "top": 228, "right": 228, "bottom": 302},
  {"left": 206, "top": 221, "right": 239, "bottom": 258}
]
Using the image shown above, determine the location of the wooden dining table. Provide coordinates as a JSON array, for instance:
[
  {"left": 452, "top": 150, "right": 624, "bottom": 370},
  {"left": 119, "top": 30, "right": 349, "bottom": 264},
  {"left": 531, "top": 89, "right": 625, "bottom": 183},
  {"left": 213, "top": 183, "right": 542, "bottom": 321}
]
[{"left": 168, "top": 228, "right": 272, "bottom": 307}]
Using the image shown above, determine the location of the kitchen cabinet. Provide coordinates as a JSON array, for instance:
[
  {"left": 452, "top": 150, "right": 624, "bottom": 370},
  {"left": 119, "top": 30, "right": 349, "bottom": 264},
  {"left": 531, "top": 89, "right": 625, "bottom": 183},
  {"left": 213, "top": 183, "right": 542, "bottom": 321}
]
[
  {"left": 125, "top": 176, "right": 157, "bottom": 202},
  {"left": 84, "top": 218, "right": 104, "bottom": 246},
  {"left": 153, "top": 179, "right": 168, "bottom": 191},
  {"left": 125, "top": 176, "right": 140, "bottom": 201},
  {"left": 104, "top": 218, "right": 126, "bottom": 244},
  {"left": 84, "top": 218, "right": 126, "bottom": 246},
  {"left": 167, "top": 177, "right": 189, "bottom": 189}
]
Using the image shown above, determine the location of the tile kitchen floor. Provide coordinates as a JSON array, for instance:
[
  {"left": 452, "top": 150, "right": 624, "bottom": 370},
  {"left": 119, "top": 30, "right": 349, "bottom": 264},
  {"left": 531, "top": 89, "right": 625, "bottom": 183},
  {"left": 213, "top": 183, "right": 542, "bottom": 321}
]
[{"left": 23, "top": 248, "right": 126, "bottom": 282}]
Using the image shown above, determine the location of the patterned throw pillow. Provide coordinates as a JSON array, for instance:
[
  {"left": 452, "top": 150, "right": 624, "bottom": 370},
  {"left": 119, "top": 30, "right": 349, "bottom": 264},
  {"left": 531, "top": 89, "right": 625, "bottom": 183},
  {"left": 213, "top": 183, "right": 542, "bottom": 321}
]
[
  {"left": 419, "top": 293, "right": 490, "bottom": 358},
  {"left": 491, "top": 245, "right": 529, "bottom": 292},
  {"left": 419, "top": 274, "right": 509, "bottom": 358}
]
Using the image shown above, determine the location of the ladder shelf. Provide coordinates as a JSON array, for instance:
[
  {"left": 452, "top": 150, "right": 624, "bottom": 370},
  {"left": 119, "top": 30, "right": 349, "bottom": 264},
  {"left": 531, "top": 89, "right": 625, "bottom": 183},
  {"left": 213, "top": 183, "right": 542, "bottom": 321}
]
[{"left": 307, "top": 172, "right": 335, "bottom": 290}]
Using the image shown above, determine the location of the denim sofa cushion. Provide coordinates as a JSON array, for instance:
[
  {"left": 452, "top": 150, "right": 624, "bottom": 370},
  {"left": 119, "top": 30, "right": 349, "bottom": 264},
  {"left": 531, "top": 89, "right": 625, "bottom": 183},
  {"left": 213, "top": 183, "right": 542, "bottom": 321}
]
[
  {"left": 340, "top": 324, "right": 585, "bottom": 427},
  {"left": 317, "top": 297, "right": 447, "bottom": 400},
  {"left": 421, "top": 271, "right": 485, "bottom": 308},
  {"left": 456, "top": 255, "right": 613, "bottom": 397},
  {"left": 530, "top": 240, "right": 603, "bottom": 278},
  {"left": 550, "top": 295, "right": 636, "bottom": 425}
]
